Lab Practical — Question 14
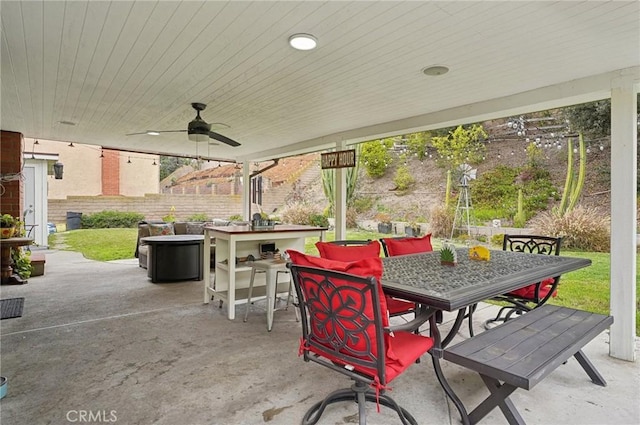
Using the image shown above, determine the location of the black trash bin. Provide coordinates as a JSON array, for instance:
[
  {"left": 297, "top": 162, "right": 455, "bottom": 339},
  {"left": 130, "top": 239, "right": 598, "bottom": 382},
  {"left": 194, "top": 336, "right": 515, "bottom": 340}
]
[{"left": 66, "top": 212, "right": 82, "bottom": 230}]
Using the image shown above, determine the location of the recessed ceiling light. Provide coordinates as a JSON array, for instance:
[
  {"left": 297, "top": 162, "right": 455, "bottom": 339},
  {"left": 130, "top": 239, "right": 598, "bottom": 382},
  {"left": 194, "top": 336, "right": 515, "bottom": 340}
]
[
  {"left": 422, "top": 65, "right": 449, "bottom": 76},
  {"left": 289, "top": 33, "right": 317, "bottom": 50},
  {"left": 146, "top": 131, "right": 160, "bottom": 136}
]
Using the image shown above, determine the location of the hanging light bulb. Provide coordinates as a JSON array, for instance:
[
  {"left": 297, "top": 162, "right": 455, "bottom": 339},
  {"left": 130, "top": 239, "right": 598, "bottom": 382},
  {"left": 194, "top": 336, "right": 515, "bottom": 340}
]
[
  {"left": 127, "top": 156, "right": 132, "bottom": 164},
  {"left": 34, "top": 140, "right": 39, "bottom": 145},
  {"left": 600, "top": 145, "right": 604, "bottom": 151},
  {"left": 100, "top": 150, "right": 104, "bottom": 158},
  {"left": 152, "top": 160, "right": 157, "bottom": 166}
]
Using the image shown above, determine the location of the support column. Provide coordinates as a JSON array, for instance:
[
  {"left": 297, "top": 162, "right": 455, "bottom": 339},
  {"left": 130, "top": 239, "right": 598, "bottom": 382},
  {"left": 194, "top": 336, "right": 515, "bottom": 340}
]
[
  {"left": 335, "top": 141, "right": 347, "bottom": 240},
  {"left": 242, "top": 161, "right": 250, "bottom": 220},
  {"left": 609, "top": 78, "right": 637, "bottom": 361}
]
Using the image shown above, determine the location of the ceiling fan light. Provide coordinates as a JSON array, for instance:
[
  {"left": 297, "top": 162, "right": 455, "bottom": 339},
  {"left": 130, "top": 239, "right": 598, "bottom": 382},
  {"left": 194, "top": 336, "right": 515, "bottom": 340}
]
[
  {"left": 188, "top": 132, "right": 209, "bottom": 143},
  {"left": 289, "top": 33, "right": 317, "bottom": 50}
]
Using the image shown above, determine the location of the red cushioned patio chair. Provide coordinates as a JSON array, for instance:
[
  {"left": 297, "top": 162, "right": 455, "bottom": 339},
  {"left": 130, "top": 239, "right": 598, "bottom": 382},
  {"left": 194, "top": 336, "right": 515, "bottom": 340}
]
[
  {"left": 478, "top": 234, "right": 563, "bottom": 331},
  {"left": 287, "top": 251, "right": 434, "bottom": 424}
]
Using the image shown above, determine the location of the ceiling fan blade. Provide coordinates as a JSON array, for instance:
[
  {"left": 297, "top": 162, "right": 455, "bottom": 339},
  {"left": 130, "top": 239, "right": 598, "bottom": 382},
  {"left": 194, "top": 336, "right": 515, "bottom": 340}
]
[
  {"left": 126, "top": 130, "right": 186, "bottom": 136},
  {"left": 209, "top": 131, "right": 241, "bottom": 147}
]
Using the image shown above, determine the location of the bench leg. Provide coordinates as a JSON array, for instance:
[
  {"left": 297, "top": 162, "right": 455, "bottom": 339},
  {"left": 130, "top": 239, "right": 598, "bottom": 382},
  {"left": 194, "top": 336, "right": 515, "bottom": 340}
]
[
  {"left": 574, "top": 349, "right": 607, "bottom": 387},
  {"left": 468, "top": 375, "right": 524, "bottom": 425}
]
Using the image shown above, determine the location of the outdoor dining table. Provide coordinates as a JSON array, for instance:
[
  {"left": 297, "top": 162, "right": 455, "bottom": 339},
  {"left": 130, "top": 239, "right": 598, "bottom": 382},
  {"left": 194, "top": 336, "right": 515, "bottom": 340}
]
[{"left": 380, "top": 248, "right": 592, "bottom": 425}]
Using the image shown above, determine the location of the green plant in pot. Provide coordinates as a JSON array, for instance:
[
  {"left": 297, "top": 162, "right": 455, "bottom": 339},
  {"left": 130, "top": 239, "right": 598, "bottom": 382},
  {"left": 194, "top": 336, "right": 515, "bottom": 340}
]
[
  {"left": 1, "top": 214, "right": 17, "bottom": 239},
  {"left": 440, "top": 243, "right": 458, "bottom": 266},
  {"left": 375, "top": 213, "right": 393, "bottom": 234},
  {"left": 405, "top": 221, "right": 421, "bottom": 237}
]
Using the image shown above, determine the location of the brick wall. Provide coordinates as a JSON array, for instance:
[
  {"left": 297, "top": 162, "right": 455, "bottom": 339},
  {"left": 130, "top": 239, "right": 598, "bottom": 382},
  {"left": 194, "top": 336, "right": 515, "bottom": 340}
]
[
  {"left": 101, "top": 149, "right": 120, "bottom": 195},
  {"left": 48, "top": 194, "right": 245, "bottom": 225},
  {"left": 0, "top": 130, "right": 24, "bottom": 217}
]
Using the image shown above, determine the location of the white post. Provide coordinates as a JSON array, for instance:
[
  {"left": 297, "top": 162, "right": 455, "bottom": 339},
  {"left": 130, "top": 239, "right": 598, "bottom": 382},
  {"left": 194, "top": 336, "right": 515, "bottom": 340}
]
[
  {"left": 609, "top": 78, "right": 637, "bottom": 361},
  {"left": 242, "top": 161, "right": 250, "bottom": 220},
  {"left": 335, "top": 141, "right": 347, "bottom": 240}
]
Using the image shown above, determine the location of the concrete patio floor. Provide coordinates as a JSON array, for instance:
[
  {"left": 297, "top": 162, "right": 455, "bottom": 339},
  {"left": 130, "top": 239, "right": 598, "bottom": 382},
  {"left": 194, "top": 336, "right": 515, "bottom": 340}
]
[{"left": 1, "top": 249, "right": 638, "bottom": 425}]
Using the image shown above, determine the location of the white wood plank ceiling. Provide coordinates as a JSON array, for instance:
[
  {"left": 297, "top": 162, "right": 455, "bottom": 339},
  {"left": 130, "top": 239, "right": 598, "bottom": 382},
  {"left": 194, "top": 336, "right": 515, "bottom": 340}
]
[{"left": 1, "top": 1, "right": 639, "bottom": 162}]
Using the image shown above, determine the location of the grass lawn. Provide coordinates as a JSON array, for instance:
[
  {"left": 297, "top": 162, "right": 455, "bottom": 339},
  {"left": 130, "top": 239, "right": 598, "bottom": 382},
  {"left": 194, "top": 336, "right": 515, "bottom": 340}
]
[{"left": 49, "top": 228, "right": 639, "bottom": 333}]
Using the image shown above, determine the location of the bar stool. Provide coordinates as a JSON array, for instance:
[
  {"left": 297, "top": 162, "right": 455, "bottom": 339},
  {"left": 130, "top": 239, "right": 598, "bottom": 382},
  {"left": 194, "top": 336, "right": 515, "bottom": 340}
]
[{"left": 244, "top": 259, "right": 299, "bottom": 331}]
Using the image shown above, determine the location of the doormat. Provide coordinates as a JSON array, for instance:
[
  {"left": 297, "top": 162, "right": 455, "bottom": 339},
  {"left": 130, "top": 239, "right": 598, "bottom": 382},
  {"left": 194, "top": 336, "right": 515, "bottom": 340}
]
[{"left": 0, "top": 297, "right": 24, "bottom": 320}]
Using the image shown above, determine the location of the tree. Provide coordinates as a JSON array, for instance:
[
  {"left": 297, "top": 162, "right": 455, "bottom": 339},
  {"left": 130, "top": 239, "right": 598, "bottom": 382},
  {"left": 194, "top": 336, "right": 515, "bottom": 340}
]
[
  {"left": 159, "top": 156, "right": 192, "bottom": 180},
  {"left": 430, "top": 124, "right": 487, "bottom": 170},
  {"left": 563, "top": 100, "right": 610, "bottom": 138}
]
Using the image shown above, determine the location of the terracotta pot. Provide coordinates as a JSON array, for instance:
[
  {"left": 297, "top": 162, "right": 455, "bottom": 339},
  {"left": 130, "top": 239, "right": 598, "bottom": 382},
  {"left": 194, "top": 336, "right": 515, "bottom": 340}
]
[{"left": 1, "top": 226, "right": 16, "bottom": 239}]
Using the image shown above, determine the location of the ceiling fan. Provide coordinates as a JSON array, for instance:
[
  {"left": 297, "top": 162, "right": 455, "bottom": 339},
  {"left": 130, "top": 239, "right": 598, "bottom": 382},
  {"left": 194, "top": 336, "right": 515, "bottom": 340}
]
[{"left": 126, "top": 102, "right": 241, "bottom": 147}]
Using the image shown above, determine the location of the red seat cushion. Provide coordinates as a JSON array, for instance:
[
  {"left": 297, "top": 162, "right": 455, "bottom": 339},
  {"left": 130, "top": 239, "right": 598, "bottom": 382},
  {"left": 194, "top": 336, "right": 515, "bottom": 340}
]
[
  {"left": 508, "top": 278, "right": 557, "bottom": 299},
  {"left": 385, "top": 297, "right": 416, "bottom": 316},
  {"left": 315, "top": 240, "right": 381, "bottom": 261},
  {"left": 382, "top": 234, "right": 433, "bottom": 256}
]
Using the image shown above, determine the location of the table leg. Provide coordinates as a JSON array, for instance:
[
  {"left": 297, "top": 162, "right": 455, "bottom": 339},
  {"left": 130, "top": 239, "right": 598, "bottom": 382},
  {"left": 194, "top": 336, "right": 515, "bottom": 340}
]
[
  {"left": 428, "top": 313, "right": 470, "bottom": 425},
  {"left": 441, "top": 308, "right": 467, "bottom": 348},
  {"left": 227, "top": 241, "right": 237, "bottom": 320},
  {"left": 266, "top": 268, "right": 277, "bottom": 332},
  {"left": 203, "top": 229, "right": 211, "bottom": 304}
]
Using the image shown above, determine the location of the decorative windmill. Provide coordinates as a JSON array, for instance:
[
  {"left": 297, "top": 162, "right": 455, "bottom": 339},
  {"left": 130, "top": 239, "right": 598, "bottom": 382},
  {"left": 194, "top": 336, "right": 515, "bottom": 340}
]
[{"left": 451, "top": 163, "right": 478, "bottom": 239}]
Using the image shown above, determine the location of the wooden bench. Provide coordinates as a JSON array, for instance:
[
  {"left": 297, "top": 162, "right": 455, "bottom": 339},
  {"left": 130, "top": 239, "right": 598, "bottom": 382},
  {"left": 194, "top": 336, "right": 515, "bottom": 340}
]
[{"left": 443, "top": 305, "right": 613, "bottom": 425}]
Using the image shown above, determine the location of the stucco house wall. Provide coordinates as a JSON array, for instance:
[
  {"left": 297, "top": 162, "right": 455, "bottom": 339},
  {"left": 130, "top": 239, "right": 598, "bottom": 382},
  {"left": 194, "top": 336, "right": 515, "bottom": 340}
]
[{"left": 24, "top": 138, "right": 159, "bottom": 198}]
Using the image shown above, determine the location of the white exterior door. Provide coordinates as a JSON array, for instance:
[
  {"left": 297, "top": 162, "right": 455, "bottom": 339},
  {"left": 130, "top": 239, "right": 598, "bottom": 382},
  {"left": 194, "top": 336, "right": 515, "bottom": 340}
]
[{"left": 23, "top": 160, "right": 49, "bottom": 247}]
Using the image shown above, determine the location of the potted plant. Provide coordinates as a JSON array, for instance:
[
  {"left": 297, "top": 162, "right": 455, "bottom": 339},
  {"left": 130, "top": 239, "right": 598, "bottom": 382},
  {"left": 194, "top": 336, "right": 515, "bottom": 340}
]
[
  {"left": 1, "top": 214, "right": 17, "bottom": 239},
  {"left": 405, "top": 221, "right": 421, "bottom": 237},
  {"left": 375, "top": 213, "right": 392, "bottom": 234},
  {"left": 440, "top": 243, "right": 458, "bottom": 266}
]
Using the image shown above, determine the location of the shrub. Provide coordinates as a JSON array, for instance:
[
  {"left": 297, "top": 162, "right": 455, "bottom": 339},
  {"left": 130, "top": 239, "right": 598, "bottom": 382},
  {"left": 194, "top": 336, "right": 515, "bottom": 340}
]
[
  {"left": 393, "top": 164, "right": 415, "bottom": 192},
  {"left": 81, "top": 211, "right": 144, "bottom": 228},
  {"left": 351, "top": 195, "right": 375, "bottom": 214},
  {"left": 360, "top": 140, "right": 392, "bottom": 178},
  {"left": 186, "top": 213, "right": 210, "bottom": 222},
  {"left": 346, "top": 207, "right": 359, "bottom": 228},
  {"left": 491, "top": 233, "right": 505, "bottom": 247},
  {"left": 309, "top": 214, "right": 329, "bottom": 228},
  {"left": 280, "top": 203, "right": 323, "bottom": 225},
  {"left": 473, "top": 164, "right": 557, "bottom": 221},
  {"left": 529, "top": 206, "right": 610, "bottom": 252},
  {"left": 429, "top": 204, "right": 454, "bottom": 238}
]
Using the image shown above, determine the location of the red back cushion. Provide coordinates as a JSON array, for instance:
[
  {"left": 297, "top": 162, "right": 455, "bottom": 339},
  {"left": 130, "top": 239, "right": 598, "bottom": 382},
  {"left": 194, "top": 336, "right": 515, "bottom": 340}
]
[
  {"left": 383, "top": 234, "right": 433, "bottom": 256},
  {"left": 315, "top": 240, "right": 381, "bottom": 261},
  {"left": 286, "top": 250, "right": 392, "bottom": 361}
]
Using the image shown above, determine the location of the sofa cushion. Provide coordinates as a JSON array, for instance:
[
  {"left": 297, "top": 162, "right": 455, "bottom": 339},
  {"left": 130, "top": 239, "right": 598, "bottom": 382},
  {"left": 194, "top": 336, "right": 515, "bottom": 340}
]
[
  {"left": 173, "top": 222, "right": 187, "bottom": 234},
  {"left": 185, "top": 222, "right": 205, "bottom": 235},
  {"left": 149, "top": 223, "right": 175, "bottom": 236}
]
